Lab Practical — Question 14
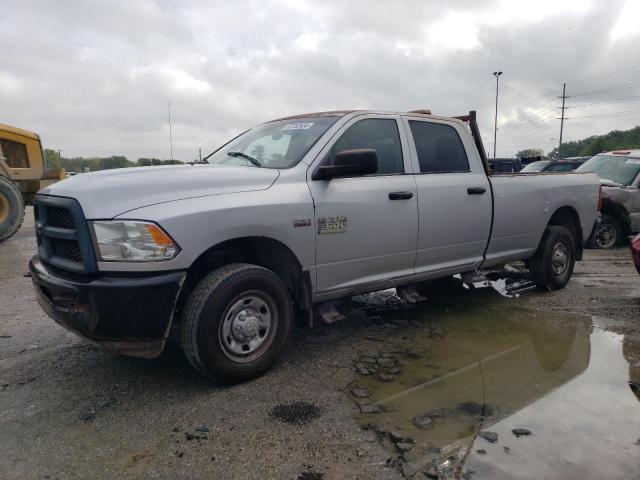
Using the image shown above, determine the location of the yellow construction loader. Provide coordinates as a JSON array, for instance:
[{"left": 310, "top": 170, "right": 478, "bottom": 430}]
[{"left": 0, "top": 124, "right": 64, "bottom": 242}]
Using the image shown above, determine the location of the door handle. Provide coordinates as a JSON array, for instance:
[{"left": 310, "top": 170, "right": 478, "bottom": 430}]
[
  {"left": 467, "top": 187, "right": 487, "bottom": 195},
  {"left": 389, "top": 191, "right": 414, "bottom": 200}
]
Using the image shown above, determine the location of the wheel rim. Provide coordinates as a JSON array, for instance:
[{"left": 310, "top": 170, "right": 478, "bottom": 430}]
[
  {"left": 219, "top": 290, "right": 277, "bottom": 363},
  {"left": 0, "top": 192, "right": 9, "bottom": 225},
  {"left": 594, "top": 223, "right": 617, "bottom": 249},
  {"left": 551, "top": 240, "right": 569, "bottom": 276}
]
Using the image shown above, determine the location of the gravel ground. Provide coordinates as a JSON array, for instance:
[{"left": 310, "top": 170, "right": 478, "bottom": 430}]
[{"left": 1, "top": 208, "right": 639, "bottom": 480}]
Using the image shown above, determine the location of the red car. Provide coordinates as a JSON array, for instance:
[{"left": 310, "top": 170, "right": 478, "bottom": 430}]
[{"left": 632, "top": 234, "right": 640, "bottom": 275}]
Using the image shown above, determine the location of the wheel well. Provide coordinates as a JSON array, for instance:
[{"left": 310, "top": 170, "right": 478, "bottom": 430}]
[
  {"left": 601, "top": 199, "right": 631, "bottom": 236},
  {"left": 548, "top": 206, "right": 583, "bottom": 260},
  {"left": 174, "top": 237, "right": 311, "bottom": 326}
]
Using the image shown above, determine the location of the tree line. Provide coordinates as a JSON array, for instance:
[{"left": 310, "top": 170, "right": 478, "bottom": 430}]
[
  {"left": 44, "top": 149, "right": 182, "bottom": 172},
  {"left": 516, "top": 125, "right": 640, "bottom": 159}
]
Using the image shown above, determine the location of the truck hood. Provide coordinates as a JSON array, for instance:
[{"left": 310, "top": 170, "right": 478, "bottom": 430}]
[{"left": 38, "top": 164, "right": 280, "bottom": 218}]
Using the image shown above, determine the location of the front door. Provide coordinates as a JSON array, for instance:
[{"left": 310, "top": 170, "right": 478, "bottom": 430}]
[{"left": 307, "top": 115, "right": 419, "bottom": 293}]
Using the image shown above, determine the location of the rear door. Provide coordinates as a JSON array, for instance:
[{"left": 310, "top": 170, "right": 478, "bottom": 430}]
[
  {"left": 402, "top": 116, "right": 492, "bottom": 275},
  {"left": 307, "top": 114, "right": 418, "bottom": 293}
]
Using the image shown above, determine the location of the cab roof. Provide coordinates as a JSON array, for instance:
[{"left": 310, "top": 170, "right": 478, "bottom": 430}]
[
  {"left": 268, "top": 109, "right": 465, "bottom": 125},
  {"left": 0, "top": 123, "right": 39, "bottom": 140}
]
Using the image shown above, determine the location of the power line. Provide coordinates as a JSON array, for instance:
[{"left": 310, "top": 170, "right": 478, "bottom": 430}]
[
  {"left": 570, "top": 93, "right": 640, "bottom": 109},
  {"left": 571, "top": 107, "right": 640, "bottom": 119},
  {"left": 571, "top": 81, "right": 640, "bottom": 98}
]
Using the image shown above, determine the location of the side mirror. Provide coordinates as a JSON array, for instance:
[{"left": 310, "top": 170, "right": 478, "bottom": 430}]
[{"left": 312, "top": 148, "right": 378, "bottom": 180}]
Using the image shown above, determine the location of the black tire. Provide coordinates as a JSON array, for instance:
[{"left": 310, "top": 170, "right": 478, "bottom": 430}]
[
  {"left": 589, "top": 214, "right": 622, "bottom": 249},
  {"left": 0, "top": 176, "right": 25, "bottom": 243},
  {"left": 529, "top": 225, "right": 575, "bottom": 291},
  {"left": 180, "top": 263, "right": 293, "bottom": 384}
]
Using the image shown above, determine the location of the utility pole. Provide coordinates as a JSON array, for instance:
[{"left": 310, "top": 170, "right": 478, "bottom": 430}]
[
  {"left": 199, "top": 148, "right": 202, "bottom": 162},
  {"left": 557, "top": 83, "right": 568, "bottom": 158},
  {"left": 492, "top": 71, "right": 503, "bottom": 158},
  {"left": 168, "top": 102, "right": 173, "bottom": 165}
]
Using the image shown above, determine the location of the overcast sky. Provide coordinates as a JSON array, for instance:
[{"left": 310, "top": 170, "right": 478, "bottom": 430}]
[{"left": 2, "top": 0, "right": 640, "bottom": 160}]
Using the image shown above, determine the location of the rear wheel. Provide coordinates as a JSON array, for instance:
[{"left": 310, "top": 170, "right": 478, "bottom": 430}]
[
  {"left": 0, "top": 177, "right": 25, "bottom": 243},
  {"left": 590, "top": 214, "right": 622, "bottom": 249},
  {"left": 180, "top": 263, "right": 293, "bottom": 384},
  {"left": 529, "top": 225, "right": 575, "bottom": 291}
]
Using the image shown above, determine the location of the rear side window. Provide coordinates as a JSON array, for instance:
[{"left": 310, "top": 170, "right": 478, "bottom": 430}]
[
  {"left": 547, "top": 163, "right": 574, "bottom": 172},
  {"left": 331, "top": 118, "right": 404, "bottom": 175},
  {"left": 409, "top": 121, "right": 469, "bottom": 173},
  {"left": 0, "top": 139, "right": 29, "bottom": 168}
]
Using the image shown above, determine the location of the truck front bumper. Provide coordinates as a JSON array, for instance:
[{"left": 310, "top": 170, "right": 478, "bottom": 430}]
[{"left": 29, "top": 256, "right": 186, "bottom": 358}]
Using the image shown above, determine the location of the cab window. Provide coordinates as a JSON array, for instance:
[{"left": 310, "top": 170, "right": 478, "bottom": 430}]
[
  {"left": 409, "top": 121, "right": 470, "bottom": 173},
  {"left": 547, "top": 162, "right": 574, "bottom": 172},
  {"left": 331, "top": 118, "right": 404, "bottom": 175},
  {"left": 0, "top": 139, "right": 29, "bottom": 168}
]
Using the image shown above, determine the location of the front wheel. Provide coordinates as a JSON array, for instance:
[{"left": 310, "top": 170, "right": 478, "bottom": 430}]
[
  {"left": 180, "top": 263, "right": 293, "bottom": 384},
  {"left": 528, "top": 225, "right": 576, "bottom": 291},
  {"left": 590, "top": 214, "right": 622, "bottom": 249},
  {"left": 0, "top": 176, "right": 25, "bottom": 243}
]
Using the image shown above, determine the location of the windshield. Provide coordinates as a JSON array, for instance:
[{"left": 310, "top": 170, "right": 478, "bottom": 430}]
[
  {"left": 521, "top": 161, "right": 550, "bottom": 172},
  {"left": 576, "top": 155, "right": 640, "bottom": 186},
  {"left": 206, "top": 116, "right": 340, "bottom": 169}
]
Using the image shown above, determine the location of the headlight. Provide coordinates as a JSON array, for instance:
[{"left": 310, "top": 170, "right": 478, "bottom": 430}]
[{"left": 91, "top": 221, "right": 179, "bottom": 261}]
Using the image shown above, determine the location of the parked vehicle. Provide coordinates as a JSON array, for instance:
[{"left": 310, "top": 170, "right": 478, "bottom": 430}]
[
  {"left": 521, "top": 158, "right": 588, "bottom": 173},
  {"left": 29, "top": 110, "right": 600, "bottom": 383},
  {"left": 0, "top": 124, "right": 64, "bottom": 242},
  {"left": 576, "top": 150, "right": 640, "bottom": 248},
  {"left": 631, "top": 234, "right": 640, "bottom": 275},
  {"left": 488, "top": 157, "right": 525, "bottom": 173}
]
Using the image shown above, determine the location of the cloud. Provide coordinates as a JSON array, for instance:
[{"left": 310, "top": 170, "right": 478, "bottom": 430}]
[{"left": 1, "top": 0, "right": 638, "bottom": 160}]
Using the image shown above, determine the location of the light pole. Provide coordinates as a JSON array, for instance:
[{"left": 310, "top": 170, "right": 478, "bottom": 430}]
[{"left": 492, "top": 71, "right": 502, "bottom": 158}]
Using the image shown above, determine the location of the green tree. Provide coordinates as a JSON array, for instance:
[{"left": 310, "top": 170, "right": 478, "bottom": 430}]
[
  {"left": 548, "top": 126, "right": 640, "bottom": 158},
  {"left": 44, "top": 149, "right": 61, "bottom": 169},
  {"left": 515, "top": 148, "right": 544, "bottom": 159}
]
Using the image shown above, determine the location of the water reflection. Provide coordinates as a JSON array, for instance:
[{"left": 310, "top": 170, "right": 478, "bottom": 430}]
[{"left": 349, "top": 290, "right": 640, "bottom": 479}]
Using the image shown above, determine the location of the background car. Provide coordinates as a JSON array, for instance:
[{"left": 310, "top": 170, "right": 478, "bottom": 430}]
[
  {"left": 521, "top": 158, "right": 589, "bottom": 173},
  {"left": 576, "top": 150, "right": 640, "bottom": 248},
  {"left": 488, "top": 157, "right": 525, "bottom": 173}
]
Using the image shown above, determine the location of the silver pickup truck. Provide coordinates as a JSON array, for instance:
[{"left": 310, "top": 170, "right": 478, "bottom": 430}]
[{"left": 29, "top": 110, "right": 600, "bottom": 383}]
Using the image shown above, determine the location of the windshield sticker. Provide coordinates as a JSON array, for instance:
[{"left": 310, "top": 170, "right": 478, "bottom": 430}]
[
  {"left": 282, "top": 122, "right": 314, "bottom": 130},
  {"left": 625, "top": 158, "right": 640, "bottom": 165}
]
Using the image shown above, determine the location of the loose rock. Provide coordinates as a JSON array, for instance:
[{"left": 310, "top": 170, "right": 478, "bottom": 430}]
[
  {"left": 512, "top": 428, "right": 532, "bottom": 438},
  {"left": 412, "top": 415, "right": 433, "bottom": 429},
  {"left": 360, "top": 403, "right": 383, "bottom": 414},
  {"left": 396, "top": 442, "right": 414, "bottom": 453},
  {"left": 351, "top": 388, "right": 370, "bottom": 398},
  {"left": 478, "top": 431, "right": 499, "bottom": 443},
  {"left": 476, "top": 449, "right": 487, "bottom": 455},
  {"left": 376, "top": 373, "right": 394, "bottom": 382},
  {"left": 376, "top": 358, "right": 395, "bottom": 367}
]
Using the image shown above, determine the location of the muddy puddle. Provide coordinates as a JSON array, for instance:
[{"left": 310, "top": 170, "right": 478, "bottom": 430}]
[{"left": 346, "top": 285, "right": 640, "bottom": 479}]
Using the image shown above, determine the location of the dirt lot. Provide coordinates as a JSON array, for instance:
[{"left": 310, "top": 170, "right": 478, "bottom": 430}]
[{"left": 1, "top": 209, "right": 639, "bottom": 480}]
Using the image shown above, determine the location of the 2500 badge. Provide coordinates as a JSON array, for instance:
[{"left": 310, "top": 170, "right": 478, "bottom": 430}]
[{"left": 318, "top": 216, "right": 347, "bottom": 234}]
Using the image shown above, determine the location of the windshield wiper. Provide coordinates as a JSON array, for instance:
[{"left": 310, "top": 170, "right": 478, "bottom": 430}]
[{"left": 226, "top": 151, "right": 262, "bottom": 167}]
